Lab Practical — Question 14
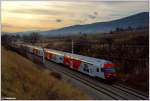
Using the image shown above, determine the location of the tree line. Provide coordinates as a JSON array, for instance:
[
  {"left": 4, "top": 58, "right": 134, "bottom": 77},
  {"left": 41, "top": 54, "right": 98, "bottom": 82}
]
[{"left": 2, "top": 32, "right": 41, "bottom": 45}]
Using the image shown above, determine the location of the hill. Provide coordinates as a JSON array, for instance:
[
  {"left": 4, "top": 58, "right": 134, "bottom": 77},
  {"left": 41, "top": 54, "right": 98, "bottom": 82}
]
[
  {"left": 1, "top": 47, "right": 89, "bottom": 100},
  {"left": 40, "top": 12, "right": 148, "bottom": 37},
  {"left": 8, "top": 12, "right": 149, "bottom": 37}
]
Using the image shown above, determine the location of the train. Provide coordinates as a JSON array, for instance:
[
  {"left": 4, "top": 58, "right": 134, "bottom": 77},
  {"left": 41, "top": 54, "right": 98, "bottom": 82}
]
[{"left": 11, "top": 43, "right": 117, "bottom": 80}]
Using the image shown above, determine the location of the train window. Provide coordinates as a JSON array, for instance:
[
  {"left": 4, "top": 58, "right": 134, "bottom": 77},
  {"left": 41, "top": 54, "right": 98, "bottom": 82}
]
[
  {"left": 90, "top": 69, "right": 92, "bottom": 73},
  {"left": 59, "top": 57, "right": 63, "bottom": 60},
  {"left": 101, "top": 68, "right": 104, "bottom": 72},
  {"left": 84, "top": 64, "right": 88, "bottom": 68},
  {"left": 83, "top": 64, "right": 89, "bottom": 73},
  {"left": 96, "top": 68, "right": 99, "bottom": 72},
  {"left": 86, "top": 69, "right": 89, "bottom": 73}
]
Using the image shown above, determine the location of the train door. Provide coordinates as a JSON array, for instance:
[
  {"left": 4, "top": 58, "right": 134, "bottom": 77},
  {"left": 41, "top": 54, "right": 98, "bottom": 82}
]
[
  {"left": 44, "top": 51, "right": 52, "bottom": 60},
  {"left": 79, "top": 62, "right": 89, "bottom": 75},
  {"left": 39, "top": 49, "right": 43, "bottom": 57},
  {"left": 29, "top": 47, "right": 33, "bottom": 53},
  {"left": 67, "top": 58, "right": 81, "bottom": 71},
  {"left": 51, "top": 53, "right": 63, "bottom": 63},
  {"left": 95, "top": 66, "right": 105, "bottom": 79},
  {"left": 64, "top": 55, "right": 71, "bottom": 66},
  {"left": 51, "top": 54, "right": 57, "bottom": 62},
  {"left": 56, "top": 55, "right": 64, "bottom": 63},
  {"left": 88, "top": 64, "right": 96, "bottom": 77}
]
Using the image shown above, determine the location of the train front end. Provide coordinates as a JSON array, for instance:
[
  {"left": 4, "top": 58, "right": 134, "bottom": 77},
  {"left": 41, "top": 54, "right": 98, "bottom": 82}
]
[{"left": 101, "top": 62, "right": 117, "bottom": 81}]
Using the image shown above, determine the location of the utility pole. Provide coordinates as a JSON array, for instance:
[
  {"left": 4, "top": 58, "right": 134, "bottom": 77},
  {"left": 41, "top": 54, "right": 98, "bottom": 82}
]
[
  {"left": 72, "top": 39, "right": 74, "bottom": 54},
  {"left": 42, "top": 47, "right": 45, "bottom": 64},
  {"left": 71, "top": 39, "right": 74, "bottom": 69}
]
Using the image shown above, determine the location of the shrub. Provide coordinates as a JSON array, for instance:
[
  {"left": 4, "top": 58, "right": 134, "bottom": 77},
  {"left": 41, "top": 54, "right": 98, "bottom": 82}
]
[{"left": 49, "top": 72, "right": 62, "bottom": 80}]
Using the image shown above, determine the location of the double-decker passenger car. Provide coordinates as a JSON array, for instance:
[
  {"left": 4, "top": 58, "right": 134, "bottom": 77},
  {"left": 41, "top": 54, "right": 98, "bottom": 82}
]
[{"left": 15, "top": 44, "right": 117, "bottom": 80}]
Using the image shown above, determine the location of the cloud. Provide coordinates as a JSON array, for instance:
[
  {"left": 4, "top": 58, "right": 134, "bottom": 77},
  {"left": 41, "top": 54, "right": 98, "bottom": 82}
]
[
  {"left": 9, "top": 8, "right": 58, "bottom": 15},
  {"left": 88, "top": 15, "right": 96, "bottom": 19},
  {"left": 94, "top": 11, "right": 98, "bottom": 15},
  {"left": 2, "top": 23, "right": 41, "bottom": 29},
  {"left": 8, "top": 8, "right": 73, "bottom": 16},
  {"left": 56, "top": 19, "right": 62, "bottom": 22},
  {"left": 88, "top": 12, "right": 98, "bottom": 19}
]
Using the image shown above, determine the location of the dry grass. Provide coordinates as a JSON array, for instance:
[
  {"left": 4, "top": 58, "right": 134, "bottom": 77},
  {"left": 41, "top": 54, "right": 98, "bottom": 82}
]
[{"left": 1, "top": 47, "right": 90, "bottom": 100}]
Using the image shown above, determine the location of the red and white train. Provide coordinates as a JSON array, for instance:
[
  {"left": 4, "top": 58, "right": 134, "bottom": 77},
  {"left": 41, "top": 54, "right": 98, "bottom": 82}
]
[{"left": 15, "top": 44, "right": 117, "bottom": 80}]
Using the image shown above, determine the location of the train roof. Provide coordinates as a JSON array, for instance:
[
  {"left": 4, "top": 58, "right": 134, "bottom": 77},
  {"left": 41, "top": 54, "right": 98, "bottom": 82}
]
[
  {"left": 26, "top": 45, "right": 43, "bottom": 50},
  {"left": 45, "top": 48, "right": 110, "bottom": 65},
  {"left": 23, "top": 44, "right": 111, "bottom": 65}
]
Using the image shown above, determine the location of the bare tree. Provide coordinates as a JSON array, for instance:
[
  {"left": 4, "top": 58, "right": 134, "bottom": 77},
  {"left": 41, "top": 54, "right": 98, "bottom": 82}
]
[
  {"left": 22, "top": 35, "right": 29, "bottom": 42},
  {"left": 29, "top": 32, "right": 40, "bottom": 44}
]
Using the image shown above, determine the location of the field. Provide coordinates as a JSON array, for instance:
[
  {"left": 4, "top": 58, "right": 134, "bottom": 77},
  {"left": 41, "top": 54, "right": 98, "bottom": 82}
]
[
  {"left": 1, "top": 47, "right": 90, "bottom": 100},
  {"left": 1, "top": 28, "right": 149, "bottom": 94},
  {"left": 43, "top": 28, "right": 149, "bottom": 93}
]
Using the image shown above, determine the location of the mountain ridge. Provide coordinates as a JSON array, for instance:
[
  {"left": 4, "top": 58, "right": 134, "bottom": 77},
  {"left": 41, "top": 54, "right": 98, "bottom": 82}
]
[{"left": 4, "top": 12, "right": 149, "bottom": 36}]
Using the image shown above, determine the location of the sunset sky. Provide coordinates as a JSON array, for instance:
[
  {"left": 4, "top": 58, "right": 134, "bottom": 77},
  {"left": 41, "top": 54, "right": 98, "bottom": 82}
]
[{"left": 2, "top": 0, "right": 149, "bottom": 33}]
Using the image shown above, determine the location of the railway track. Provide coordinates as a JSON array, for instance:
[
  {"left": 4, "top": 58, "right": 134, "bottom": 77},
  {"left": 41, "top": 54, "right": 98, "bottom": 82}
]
[
  {"left": 25, "top": 53, "right": 149, "bottom": 100},
  {"left": 45, "top": 61, "right": 122, "bottom": 100},
  {"left": 112, "top": 83, "right": 149, "bottom": 99},
  {"left": 43, "top": 60, "right": 149, "bottom": 100}
]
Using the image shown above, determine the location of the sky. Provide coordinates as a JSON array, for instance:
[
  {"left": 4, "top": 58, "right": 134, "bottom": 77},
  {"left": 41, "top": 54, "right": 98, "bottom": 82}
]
[{"left": 1, "top": 0, "right": 149, "bottom": 33}]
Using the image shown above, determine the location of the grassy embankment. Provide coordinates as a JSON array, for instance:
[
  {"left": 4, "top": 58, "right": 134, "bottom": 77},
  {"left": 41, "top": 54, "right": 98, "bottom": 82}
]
[{"left": 1, "top": 47, "right": 90, "bottom": 100}]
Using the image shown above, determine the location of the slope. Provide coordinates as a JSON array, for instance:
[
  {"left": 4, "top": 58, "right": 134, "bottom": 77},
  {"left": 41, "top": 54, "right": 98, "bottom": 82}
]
[{"left": 1, "top": 47, "right": 89, "bottom": 100}]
